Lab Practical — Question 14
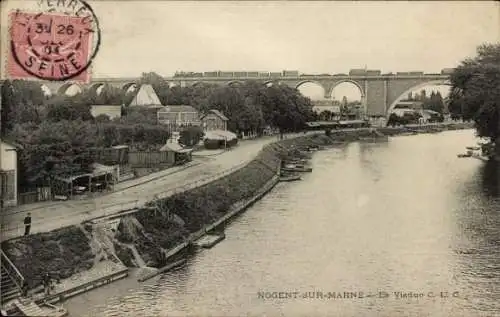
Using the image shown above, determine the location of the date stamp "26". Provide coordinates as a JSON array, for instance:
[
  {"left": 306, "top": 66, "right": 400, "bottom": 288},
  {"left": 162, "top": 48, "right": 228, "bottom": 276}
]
[{"left": 7, "top": 0, "right": 101, "bottom": 82}]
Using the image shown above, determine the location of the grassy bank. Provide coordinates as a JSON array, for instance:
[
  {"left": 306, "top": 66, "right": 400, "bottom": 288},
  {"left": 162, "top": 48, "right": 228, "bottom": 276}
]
[
  {"left": 1, "top": 226, "right": 94, "bottom": 289},
  {"left": 1, "top": 124, "right": 473, "bottom": 292}
]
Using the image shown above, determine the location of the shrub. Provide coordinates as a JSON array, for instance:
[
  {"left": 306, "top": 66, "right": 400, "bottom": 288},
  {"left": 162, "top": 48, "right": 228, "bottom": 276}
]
[
  {"left": 1, "top": 226, "right": 93, "bottom": 289},
  {"left": 113, "top": 243, "right": 136, "bottom": 267}
]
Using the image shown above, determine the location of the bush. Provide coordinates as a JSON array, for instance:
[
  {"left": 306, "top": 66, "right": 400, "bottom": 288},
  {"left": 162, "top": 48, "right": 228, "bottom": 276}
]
[
  {"left": 134, "top": 210, "right": 189, "bottom": 250},
  {"left": 113, "top": 243, "right": 136, "bottom": 267},
  {"left": 179, "top": 126, "right": 205, "bottom": 147},
  {"left": 1, "top": 226, "right": 94, "bottom": 289}
]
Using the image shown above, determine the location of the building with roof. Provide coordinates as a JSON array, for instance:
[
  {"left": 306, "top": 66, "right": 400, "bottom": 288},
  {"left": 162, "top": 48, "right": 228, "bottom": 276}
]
[
  {"left": 128, "top": 84, "right": 163, "bottom": 108},
  {"left": 200, "top": 109, "right": 229, "bottom": 131},
  {"left": 90, "top": 105, "right": 122, "bottom": 120},
  {"left": 0, "top": 141, "right": 20, "bottom": 207},
  {"left": 159, "top": 139, "right": 193, "bottom": 165},
  {"left": 203, "top": 130, "right": 238, "bottom": 149},
  {"left": 157, "top": 105, "right": 201, "bottom": 132},
  {"left": 393, "top": 101, "right": 424, "bottom": 111}
]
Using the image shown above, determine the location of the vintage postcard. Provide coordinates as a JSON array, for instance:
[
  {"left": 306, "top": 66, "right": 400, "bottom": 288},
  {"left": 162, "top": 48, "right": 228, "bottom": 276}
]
[{"left": 0, "top": 1, "right": 499, "bottom": 316}]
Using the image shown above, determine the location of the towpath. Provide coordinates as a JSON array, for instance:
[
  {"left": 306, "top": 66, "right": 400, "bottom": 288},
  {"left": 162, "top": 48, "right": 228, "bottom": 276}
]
[{"left": 1, "top": 134, "right": 305, "bottom": 241}]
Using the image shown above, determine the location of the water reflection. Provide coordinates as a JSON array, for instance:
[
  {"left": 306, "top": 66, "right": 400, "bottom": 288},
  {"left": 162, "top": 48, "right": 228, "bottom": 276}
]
[{"left": 480, "top": 160, "right": 500, "bottom": 198}]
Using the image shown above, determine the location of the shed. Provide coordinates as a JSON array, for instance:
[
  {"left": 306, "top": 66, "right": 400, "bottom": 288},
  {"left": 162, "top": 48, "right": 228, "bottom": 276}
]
[
  {"left": 51, "top": 163, "right": 117, "bottom": 199},
  {"left": 160, "top": 142, "right": 193, "bottom": 165}
]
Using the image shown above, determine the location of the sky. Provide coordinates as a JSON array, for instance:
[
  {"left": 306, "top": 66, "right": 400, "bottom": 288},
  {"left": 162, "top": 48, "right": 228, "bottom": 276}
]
[{"left": 1, "top": 0, "right": 499, "bottom": 99}]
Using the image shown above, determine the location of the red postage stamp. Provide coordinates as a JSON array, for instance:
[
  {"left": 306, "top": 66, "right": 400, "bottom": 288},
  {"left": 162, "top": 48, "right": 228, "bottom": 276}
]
[{"left": 7, "top": 0, "right": 100, "bottom": 82}]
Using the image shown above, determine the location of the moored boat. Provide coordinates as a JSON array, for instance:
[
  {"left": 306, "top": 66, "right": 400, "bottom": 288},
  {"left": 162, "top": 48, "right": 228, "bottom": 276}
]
[
  {"left": 281, "top": 166, "right": 313, "bottom": 173},
  {"left": 471, "top": 153, "right": 488, "bottom": 162},
  {"left": 284, "top": 159, "right": 308, "bottom": 165},
  {"left": 279, "top": 174, "right": 302, "bottom": 182},
  {"left": 466, "top": 146, "right": 480, "bottom": 151},
  {"left": 194, "top": 233, "right": 226, "bottom": 249}
]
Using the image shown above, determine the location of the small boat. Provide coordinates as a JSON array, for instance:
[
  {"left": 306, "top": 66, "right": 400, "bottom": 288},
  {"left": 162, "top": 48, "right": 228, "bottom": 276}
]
[
  {"left": 466, "top": 146, "right": 480, "bottom": 151},
  {"left": 194, "top": 233, "right": 226, "bottom": 249},
  {"left": 284, "top": 159, "right": 308, "bottom": 164},
  {"left": 279, "top": 174, "right": 302, "bottom": 182},
  {"left": 284, "top": 163, "right": 309, "bottom": 169},
  {"left": 471, "top": 153, "right": 488, "bottom": 162},
  {"left": 457, "top": 153, "right": 471, "bottom": 158},
  {"left": 281, "top": 167, "right": 313, "bottom": 173}
]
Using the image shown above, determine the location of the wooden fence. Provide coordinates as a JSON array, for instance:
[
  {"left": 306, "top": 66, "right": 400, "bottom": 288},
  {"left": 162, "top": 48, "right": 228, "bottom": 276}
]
[
  {"left": 87, "top": 147, "right": 129, "bottom": 166},
  {"left": 18, "top": 187, "right": 52, "bottom": 205},
  {"left": 128, "top": 151, "right": 174, "bottom": 168}
]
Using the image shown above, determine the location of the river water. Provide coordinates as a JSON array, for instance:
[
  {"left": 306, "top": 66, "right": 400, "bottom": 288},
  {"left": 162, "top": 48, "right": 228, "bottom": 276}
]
[{"left": 66, "top": 129, "right": 500, "bottom": 317}]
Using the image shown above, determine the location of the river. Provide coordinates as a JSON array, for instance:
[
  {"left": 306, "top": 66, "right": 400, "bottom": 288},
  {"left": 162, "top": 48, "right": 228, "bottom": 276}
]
[{"left": 66, "top": 129, "right": 500, "bottom": 317}]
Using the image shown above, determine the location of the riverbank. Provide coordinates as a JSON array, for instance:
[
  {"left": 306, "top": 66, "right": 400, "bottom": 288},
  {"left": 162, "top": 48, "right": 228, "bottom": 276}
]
[{"left": 0, "top": 122, "right": 476, "bottom": 312}]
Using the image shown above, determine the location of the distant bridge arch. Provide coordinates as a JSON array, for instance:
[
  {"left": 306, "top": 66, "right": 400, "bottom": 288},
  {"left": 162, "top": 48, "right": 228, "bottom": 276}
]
[
  {"left": 264, "top": 80, "right": 278, "bottom": 87},
  {"left": 295, "top": 80, "right": 324, "bottom": 90},
  {"left": 386, "top": 79, "right": 451, "bottom": 115},
  {"left": 191, "top": 81, "right": 206, "bottom": 88},
  {"left": 329, "top": 79, "right": 366, "bottom": 98},
  {"left": 227, "top": 81, "right": 244, "bottom": 87},
  {"left": 88, "top": 83, "right": 108, "bottom": 96},
  {"left": 122, "top": 82, "right": 138, "bottom": 92},
  {"left": 57, "top": 83, "right": 83, "bottom": 95}
]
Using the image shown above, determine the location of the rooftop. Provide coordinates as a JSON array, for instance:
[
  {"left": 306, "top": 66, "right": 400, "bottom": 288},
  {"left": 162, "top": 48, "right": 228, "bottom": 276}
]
[
  {"left": 159, "top": 105, "right": 198, "bottom": 113},
  {"left": 201, "top": 109, "right": 229, "bottom": 121}
]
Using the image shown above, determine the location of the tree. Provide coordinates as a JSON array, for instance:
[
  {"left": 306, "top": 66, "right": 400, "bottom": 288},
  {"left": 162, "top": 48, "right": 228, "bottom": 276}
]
[
  {"left": 45, "top": 95, "right": 93, "bottom": 122},
  {"left": 319, "top": 110, "right": 334, "bottom": 121},
  {"left": 342, "top": 96, "right": 348, "bottom": 106},
  {"left": 1, "top": 80, "right": 47, "bottom": 134},
  {"left": 139, "top": 72, "right": 170, "bottom": 105},
  {"left": 387, "top": 113, "right": 400, "bottom": 126},
  {"left": 178, "top": 126, "right": 204, "bottom": 147},
  {"left": 449, "top": 43, "right": 500, "bottom": 141},
  {"left": 420, "top": 89, "right": 427, "bottom": 101}
]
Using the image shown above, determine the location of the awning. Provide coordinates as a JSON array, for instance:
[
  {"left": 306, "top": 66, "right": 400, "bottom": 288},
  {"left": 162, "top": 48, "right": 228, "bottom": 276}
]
[
  {"left": 53, "top": 174, "right": 92, "bottom": 183},
  {"left": 91, "top": 163, "right": 117, "bottom": 177},
  {"left": 160, "top": 142, "right": 193, "bottom": 153},
  {"left": 204, "top": 130, "right": 238, "bottom": 141}
]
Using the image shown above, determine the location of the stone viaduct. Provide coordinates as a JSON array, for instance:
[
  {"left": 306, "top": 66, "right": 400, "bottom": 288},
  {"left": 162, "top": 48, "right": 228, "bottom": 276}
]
[{"left": 4, "top": 72, "right": 451, "bottom": 117}]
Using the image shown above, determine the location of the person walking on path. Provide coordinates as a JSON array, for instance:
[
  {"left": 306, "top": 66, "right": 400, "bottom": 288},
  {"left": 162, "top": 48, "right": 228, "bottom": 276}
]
[{"left": 23, "top": 213, "right": 31, "bottom": 236}]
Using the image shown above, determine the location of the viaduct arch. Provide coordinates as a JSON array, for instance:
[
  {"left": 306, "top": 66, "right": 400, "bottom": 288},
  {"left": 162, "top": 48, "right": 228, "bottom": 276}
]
[{"left": 386, "top": 79, "right": 451, "bottom": 115}]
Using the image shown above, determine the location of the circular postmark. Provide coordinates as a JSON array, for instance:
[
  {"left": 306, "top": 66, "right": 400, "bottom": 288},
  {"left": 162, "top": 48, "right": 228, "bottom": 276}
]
[{"left": 9, "top": 0, "right": 101, "bottom": 81}]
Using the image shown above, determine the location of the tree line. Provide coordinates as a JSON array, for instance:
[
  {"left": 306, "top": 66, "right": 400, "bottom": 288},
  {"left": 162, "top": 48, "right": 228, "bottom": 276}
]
[
  {"left": 448, "top": 43, "right": 500, "bottom": 145},
  {"left": 1, "top": 73, "right": 315, "bottom": 187},
  {"left": 403, "top": 90, "right": 446, "bottom": 114}
]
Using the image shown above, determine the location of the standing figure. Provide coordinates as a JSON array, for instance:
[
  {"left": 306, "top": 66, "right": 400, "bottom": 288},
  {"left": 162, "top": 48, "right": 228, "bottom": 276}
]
[
  {"left": 23, "top": 213, "right": 32, "bottom": 236},
  {"left": 21, "top": 280, "right": 29, "bottom": 297},
  {"left": 42, "top": 272, "right": 51, "bottom": 295}
]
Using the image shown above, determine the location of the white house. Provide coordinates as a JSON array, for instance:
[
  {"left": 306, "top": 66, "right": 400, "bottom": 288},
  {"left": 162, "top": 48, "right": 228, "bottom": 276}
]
[
  {"left": 90, "top": 105, "right": 122, "bottom": 120},
  {"left": 157, "top": 105, "right": 201, "bottom": 132},
  {"left": 0, "top": 141, "right": 19, "bottom": 207}
]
